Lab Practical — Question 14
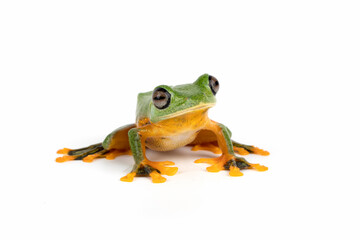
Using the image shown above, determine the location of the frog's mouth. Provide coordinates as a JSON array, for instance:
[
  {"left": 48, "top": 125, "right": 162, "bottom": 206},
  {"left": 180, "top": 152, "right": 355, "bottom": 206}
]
[{"left": 158, "top": 103, "right": 216, "bottom": 120}]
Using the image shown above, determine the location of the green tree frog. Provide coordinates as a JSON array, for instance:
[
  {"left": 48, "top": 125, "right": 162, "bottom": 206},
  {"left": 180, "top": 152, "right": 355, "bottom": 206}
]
[{"left": 57, "top": 74, "right": 269, "bottom": 183}]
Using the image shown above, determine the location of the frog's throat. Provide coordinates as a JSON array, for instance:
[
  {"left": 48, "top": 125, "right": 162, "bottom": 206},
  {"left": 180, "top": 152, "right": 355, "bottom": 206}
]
[{"left": 156, "top": 103, "right": 215, "bottom": 121}]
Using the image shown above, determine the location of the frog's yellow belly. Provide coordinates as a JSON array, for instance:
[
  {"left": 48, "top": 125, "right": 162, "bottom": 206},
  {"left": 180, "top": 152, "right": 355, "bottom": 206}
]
[
  {"left": 142, "top": 108, "right": 211, "bottom": 152},
  {"left": 145, "top": 130, "right": 199, "bottom": 151}
]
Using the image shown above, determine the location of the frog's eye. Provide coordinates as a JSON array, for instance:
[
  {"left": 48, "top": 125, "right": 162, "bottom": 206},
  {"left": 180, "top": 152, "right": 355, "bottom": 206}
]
[
  {"left": 209, "top": 75, "right": 219, "bottom": 95},
  {"left": 152, "top": 87, "right": 171, "bottom": 109}
]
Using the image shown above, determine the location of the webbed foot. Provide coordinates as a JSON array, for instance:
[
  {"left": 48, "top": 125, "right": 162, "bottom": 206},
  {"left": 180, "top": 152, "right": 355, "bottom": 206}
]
[
  {"left": 190, "top": 141, "right": 269, "bottom": 156},
  {"left": 56, "top": 144, "right": 131, "bottom": 163},
  {"left": 120, "top": 159, "right": 178, "bottom": 183},
  {"left": 103, "top": 149, "right": 132, "bottom": 160},
  {"left": 56, "top": 143, "right": 106, "bottom": 163},
  {"left": 191, "top": 142, "right": 222, "bottom": 154},
  {"left": 195, "top": 154, "right": 267, "bottom": 176},
  {"left": 232, "top": 141, "right": 270, "bottom": 156}
]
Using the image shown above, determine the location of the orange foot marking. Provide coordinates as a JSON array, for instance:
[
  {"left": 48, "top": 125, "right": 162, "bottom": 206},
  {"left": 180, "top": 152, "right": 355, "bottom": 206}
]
[
  {"left": 229, "top": 166, "right": 243, "bottom": 177},
  {"left": 57, "top": 148, "right": 71, "bottom": 154},
  {"left": 120, "top": 173, "right": 136, "bottom": 182},
  {"left": 149, "top": 171, "right": 167, "bottom": 183},
  {"left": 120, "top": 159, "right": 178, "bottom": 183},
  {"left": 195, "top": 154, "right": 267, "bottom": 176},
  {"left": 104, "top": 149, "right": 132, "bottom": 160},
  {"left": 56, "top": 148, "right": 74, "bottom": 162},
  {"left": 143, "top": 159, "right": 178, "bottom": 176},
  {"left": 233, "top": 147, "right": 250, "bottom": 155},
  {"left": 56, "top": 155, "right": 75, "bottom": 163},
  {"left": 250, "top": 163, "right": 268, "bottom": 171},
  {"left": 251, "top": 146, "right": 270, "bottom": 156},
  {"left": 83, "top": 153, "right": 103, "bottom": 163},
  {"left": 191, "top": 143, "right": 222, "bottom": 154},
  {"left": 195, "top": 154, "right": 232, "bottom": 173}
]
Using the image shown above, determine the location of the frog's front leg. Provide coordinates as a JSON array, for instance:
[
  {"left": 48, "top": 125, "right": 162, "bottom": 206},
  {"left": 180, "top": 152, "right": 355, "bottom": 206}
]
[
  {"left": 195, "top": 122, "right": 268, "bottom": 176},
  {"left": 120, "top": 128, "right": 178, "bottom": 183}
]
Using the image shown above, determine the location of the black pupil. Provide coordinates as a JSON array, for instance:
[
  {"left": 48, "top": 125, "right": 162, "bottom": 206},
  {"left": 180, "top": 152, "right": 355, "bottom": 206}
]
[
  {"left": 154, "top": 95, "right": 166, "bottom": 100},
  {"left": 153, "top": 88, "right": 171, "bottom": 109},
  {"left": 209, "top": 75, "right": 219, "bottom": 95}
]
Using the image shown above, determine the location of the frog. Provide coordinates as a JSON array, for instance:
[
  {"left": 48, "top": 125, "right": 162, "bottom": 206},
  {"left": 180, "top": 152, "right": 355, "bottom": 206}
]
[{"left": 56, "top": 74, "right": 269, "bottom": 183}]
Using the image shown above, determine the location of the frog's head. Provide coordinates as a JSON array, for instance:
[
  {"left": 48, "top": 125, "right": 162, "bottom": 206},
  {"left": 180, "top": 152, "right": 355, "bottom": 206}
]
[{"left": 149, "top": 73, "right": 219, "bottom": 122}]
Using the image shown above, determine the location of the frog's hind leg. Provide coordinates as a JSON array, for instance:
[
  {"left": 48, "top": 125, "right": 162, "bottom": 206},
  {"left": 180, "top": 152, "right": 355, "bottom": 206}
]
[
  {"left": 57, "top": 144, "right": 132, "bottom": 163},
  {"left": 193, "top": 123, "right": 268, "bottom": 176},
  {"left": 195, "top": 155, "right": 268, "bottom": 176},
  {"left": 188, "top": 130, "right": 222, "bottom": 154},
  {"left": 56, "top": 143, "right": 107, "bottom": 163},
  {"left": 188, "top": 130, "right": 269, "bottom": 156},
  {"left": 56, "top": 124, "right": 135, "bottom": 163},
  {"left": 232, "top": 141, "right": 269, "bottom": 156}
]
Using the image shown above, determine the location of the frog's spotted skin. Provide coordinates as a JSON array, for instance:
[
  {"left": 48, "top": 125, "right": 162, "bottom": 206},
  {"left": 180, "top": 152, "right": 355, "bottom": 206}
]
[{"left": 56, "top": 74, "right": 269, "bottom": 183}]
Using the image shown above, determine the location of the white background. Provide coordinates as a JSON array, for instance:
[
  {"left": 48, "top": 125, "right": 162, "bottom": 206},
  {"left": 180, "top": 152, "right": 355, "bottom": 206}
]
[{"left": 1, "top": 0, "right": 359, "bottom": 239}]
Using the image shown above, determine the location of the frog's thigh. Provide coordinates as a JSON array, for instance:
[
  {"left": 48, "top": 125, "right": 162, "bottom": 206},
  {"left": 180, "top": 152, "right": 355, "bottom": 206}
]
[
  {"left": 101, "top": 124, "right": 136, "bottom": 159},
  {"left": 102, "top": 124, "right": 136, "bottom": 150},
  {"left": 56, "top": 123, "right": 135, "bottom": 163},
  {"left": 188, "top": 129, "right": 222, "bottom": 154},
  {"left": 189, "top": 128, "right": 269, "bottom": 156}
]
